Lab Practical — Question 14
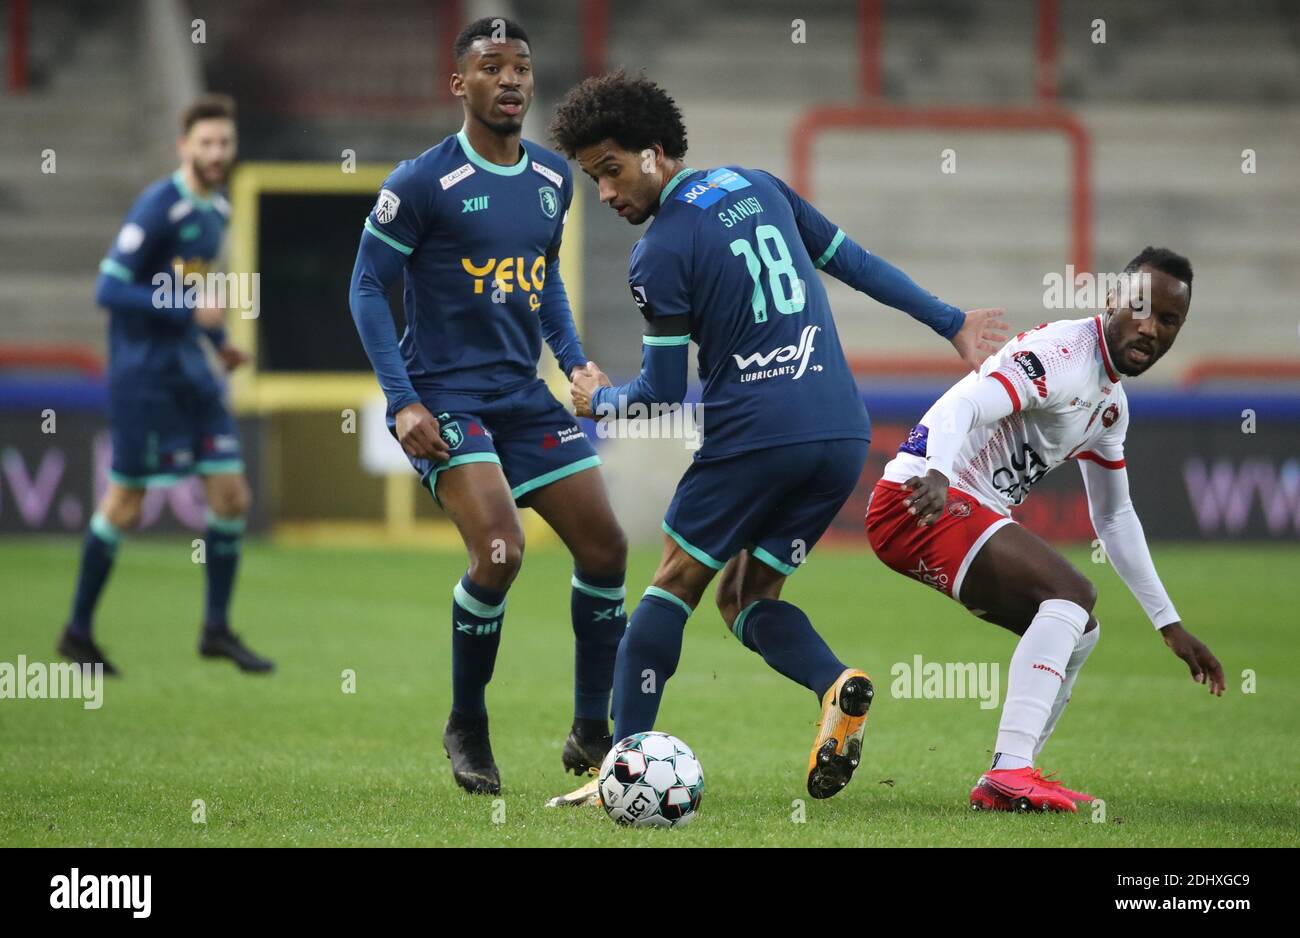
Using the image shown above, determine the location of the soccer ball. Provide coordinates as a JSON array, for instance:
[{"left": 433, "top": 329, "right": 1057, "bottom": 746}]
[{"left": 597, "top": 731, "right": 704, "bottom": 828}]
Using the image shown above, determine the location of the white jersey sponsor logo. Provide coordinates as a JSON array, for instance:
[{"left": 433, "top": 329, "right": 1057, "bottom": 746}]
[
  {"left": 733, "top": 324, "right": 820, "bottom": 382},
  {"left": 883, "top": 316, "right": 1129, "bottom": 513},
  {"left": 532, "top": 161, "right": 563, "bottom": 188},
  {"left": 438, "top": 164, "right": 475, "bottom": 190},
  {"left": 166, "top": 200, "right": 194, "bottom": 223}
]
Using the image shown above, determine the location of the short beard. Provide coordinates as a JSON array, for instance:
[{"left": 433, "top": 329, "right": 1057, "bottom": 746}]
[
  {"left": 476, "top": 111, "right": 524, "bottom": 137},
  {"left": 194, "top": 161, "right": 228, "bottom": 187}
]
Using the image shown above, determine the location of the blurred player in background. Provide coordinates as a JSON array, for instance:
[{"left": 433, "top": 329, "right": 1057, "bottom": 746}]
[
  {"left": 547, "top": 72, "right": 1007, "bottom": 806},
  {"left": 867, "top": 247, "right": 1224, "bottom": 812},
  {"left": 349, "top": 18, "right": 628, "bottom": 796},
  {"left": 57, "top": 94, "right": 272, "bottom": 676}
]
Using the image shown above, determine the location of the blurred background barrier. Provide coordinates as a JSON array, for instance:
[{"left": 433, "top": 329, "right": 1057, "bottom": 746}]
[{"left": 2, "top": 0, "right": 1297, "bottom": 545}]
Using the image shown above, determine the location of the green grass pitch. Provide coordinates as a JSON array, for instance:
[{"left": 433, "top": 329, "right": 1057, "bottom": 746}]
[{"left": 2, "top": 537, "right": 1297, "bottom": 847}]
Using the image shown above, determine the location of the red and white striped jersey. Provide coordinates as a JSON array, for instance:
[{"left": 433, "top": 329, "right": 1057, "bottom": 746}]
[{"left": 883, "top": 315, "right": 1128, "bottom": 514}]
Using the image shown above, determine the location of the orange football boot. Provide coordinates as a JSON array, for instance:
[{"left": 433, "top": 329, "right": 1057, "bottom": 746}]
[{"left": 806, "top": 669, "right": 874, "bottom": 799}]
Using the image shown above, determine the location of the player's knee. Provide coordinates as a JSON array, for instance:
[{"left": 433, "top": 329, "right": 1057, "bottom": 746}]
[
  {"left": 576, "top": 524, "right": 627, "bottom": 578},
  {"left": 651, "top": 569, "right": 704, "bottom": 613},
  {"left": 210, "top": 479, "right": 251, "bottom": 519},
  {"left": 468, "top": 536, "right": 524, "bottom": 591},
  {"left": 1039, "top": 576, "right": 1096, "bottom": 615},
  {"left": 103, "top": 488, "right": 144, "bottom": 530},
  {"left": 714, "top": 587, "right": 740, "bottom": 630},
  {"left": 1070, "top": 577, "right": 1098, "bottom": 614}
]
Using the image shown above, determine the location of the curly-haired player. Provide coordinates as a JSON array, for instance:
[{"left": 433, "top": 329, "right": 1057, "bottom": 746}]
[{"left": 544, "top": 71, "right": 1008, "bottom": 806}]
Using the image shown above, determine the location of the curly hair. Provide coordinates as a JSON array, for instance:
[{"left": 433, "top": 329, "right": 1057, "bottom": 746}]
[{"left": 549, "top": 71, "right": 688, "bottom": 160}]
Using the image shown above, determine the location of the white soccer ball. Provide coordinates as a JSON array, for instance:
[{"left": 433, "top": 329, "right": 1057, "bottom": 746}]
[{"left": 597, "top": 731, "right": 704, "bottom": 828}]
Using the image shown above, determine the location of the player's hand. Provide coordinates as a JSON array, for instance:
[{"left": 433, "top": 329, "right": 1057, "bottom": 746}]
[
  {"left": 570, "top": 361, "right": 612, "bottom": 419},
  {"left": 902, "top": 469, "right": 950, "bottom": 527},
  {"left": 1160, "top": 622, "right": 1225, "bottom": 696},
  {"left": 217, "top": 344, "right": 250, "bottom": 372},
  {"left": 951, "top": 307, "right": 1009, "bottom": 372},
  {"left": 394, "top": 402, "right": 450, "bottom": 462},
  {"left": 195, "top": 306, "right": 225, "bottom": 330}
]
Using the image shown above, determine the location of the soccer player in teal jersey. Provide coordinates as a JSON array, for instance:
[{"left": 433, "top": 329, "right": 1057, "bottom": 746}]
[
  {"left": 58, "top": 95, "right": 272, "bottom": 676},
  {"left": 348, "top": 18, "right": 628, "bottom": 795},
  {"left": 547, "top": 72, "right": 1007, "bottom": 805}
]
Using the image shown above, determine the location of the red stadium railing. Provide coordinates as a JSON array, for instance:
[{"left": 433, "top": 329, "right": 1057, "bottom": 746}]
[
  {"left": 858, "top": 0, "right": 883, "bottom": 100},
  {"left": 789, "top": 103, "right": 1093, "bottom": 272},
  {"left": 0, "top": 344, "right": 104, "bottom": 377},
  {"left": 1180, "top": 359, "right": 1300, "bottom": 389},
  {"left": 1035, "top": 0, "right": 1061, "bottom": 103},
  {"left": 8, "top": 0, "right": 29, "bottom": 93},
  {"left": 582, "top": 0, "right": 609, "bottom": 78},
  {"left": 857, "top": 0, "right": 1061, "bottom": 104},
  {"left": 436, "top": 0, "right": 463, "bottom": 103}
]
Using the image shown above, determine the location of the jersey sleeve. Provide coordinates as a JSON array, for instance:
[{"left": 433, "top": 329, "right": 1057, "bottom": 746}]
[
  {"left": 628, "top": 235, "right": 693, "bottom": 334},
  {"left": 752, "top": 170, "right": 840, "bottom": 268},
  {"left": 362, "top": 160, "right": 433, "bottom": 257},
  {"left": 985, "top": 332, "right": 1086, "bottom": 415},
  {"left": 99, "top": 191, "right": 168, "bottom": 284},
  {"left": 546, "top": 161, "right": 574, "bottom": 261}
]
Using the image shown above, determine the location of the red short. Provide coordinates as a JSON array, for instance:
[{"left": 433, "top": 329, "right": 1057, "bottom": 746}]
[{"left": 865, "top": 479, "right": 1015, "bottom": 602}]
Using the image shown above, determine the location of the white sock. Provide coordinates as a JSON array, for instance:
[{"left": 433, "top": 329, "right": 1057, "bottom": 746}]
[
  {"left": 1033, "top": 623, "right": 1100, "bottom": 761},
  {"left": 993, "top": 599, "right": 1089, "bottom": 767}
]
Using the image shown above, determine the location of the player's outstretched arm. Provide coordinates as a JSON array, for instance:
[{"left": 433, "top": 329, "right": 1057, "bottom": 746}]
[
  {"left": 571, "top": 335, "right": 690, "bottom": 419},
  {"left": 1079, "top": 458, "right": 1224, "bottom": 695},
  {"left": 903, "top": 376, "right": 1019, "bottom": 525},
  {"left": 757, "top": 170, "right": 1006, "bottom": 366},
  {"left": 824, "top": 239, "right": 1007, "bottom": 370}
]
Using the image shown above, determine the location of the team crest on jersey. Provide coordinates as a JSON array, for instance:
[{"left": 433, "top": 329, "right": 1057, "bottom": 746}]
[
  {"left": 1101, "top": 403, "right": 1120, "bottom": 428},
  {"left": 440, "top": 421, "right": 464, "bottom": 450},
  {"left": 946, "top": 498, "right": 972, "bottom": 519},
  {"left": 538, "top": 186, "right": 559, "bottom": 219},
  {"left": 374, "top": 189, "right": 401, "bottom": 224}
]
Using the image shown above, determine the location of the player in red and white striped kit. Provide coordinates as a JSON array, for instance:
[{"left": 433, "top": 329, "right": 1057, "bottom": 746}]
[{"left": 866, "top": 247, "right": 1224, "bottom": 812}]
